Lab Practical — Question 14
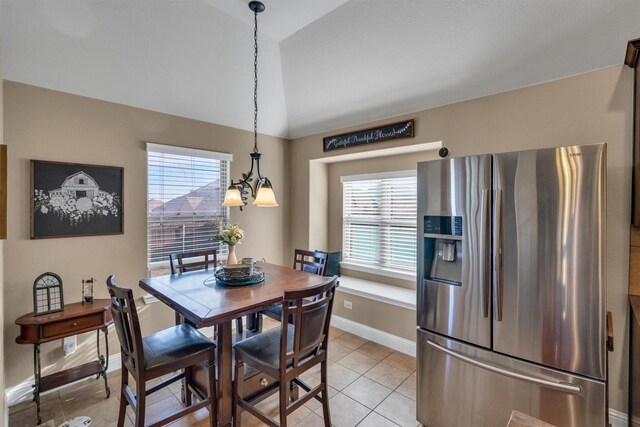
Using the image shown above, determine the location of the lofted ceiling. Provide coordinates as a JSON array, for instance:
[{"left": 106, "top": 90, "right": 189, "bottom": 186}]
[{"left": 2, "top": 0, "right": 639, "bottom": 140}]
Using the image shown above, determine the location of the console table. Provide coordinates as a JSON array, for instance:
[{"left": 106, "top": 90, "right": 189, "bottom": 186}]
[{"left": 15, "top": 299, "right": 113, "bottom": 425}]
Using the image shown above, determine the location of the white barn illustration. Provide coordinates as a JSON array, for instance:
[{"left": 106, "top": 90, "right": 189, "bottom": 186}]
[{"left": 49, "top": 171, "right": 110, "bottom": 199}]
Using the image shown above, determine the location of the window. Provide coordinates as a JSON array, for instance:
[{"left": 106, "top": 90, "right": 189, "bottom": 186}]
[
  {"left": 342, "top": 171, "right": 417, "bottom": 276},
  {"left": 146, "top": 143, "right": 231, "bottom": 271}
]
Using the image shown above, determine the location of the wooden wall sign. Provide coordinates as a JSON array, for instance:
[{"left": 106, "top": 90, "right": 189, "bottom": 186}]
[{"left": 323, "top": 119, "right": 414, "bottom": 152}]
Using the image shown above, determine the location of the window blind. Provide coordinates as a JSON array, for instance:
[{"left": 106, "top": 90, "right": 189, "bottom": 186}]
[
  {"left": 147, "top": 144, "right": 230, "bottom": 269},
  {"left": 342, "top": 172, "right": 417, "bottom": 274}
]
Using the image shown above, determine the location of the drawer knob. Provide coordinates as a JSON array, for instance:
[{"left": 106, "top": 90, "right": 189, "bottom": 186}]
[
  {"left": 260, "top": 378, "right": 268, "bottom": 387},
  {"left": 72, "top": 322, "right": 78, "bottom": 327}
]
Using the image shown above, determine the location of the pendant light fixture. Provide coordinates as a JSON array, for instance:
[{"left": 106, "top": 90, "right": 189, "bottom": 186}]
[{"left": 223, "top": 1, "right": 278, "bottom": 209}]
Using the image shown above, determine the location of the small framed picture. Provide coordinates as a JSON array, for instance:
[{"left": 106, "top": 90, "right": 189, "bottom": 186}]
[{"left": 31, "top": 160, "right": 124, "bottom": 239}]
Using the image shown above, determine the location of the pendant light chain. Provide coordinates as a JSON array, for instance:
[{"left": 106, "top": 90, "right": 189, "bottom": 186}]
[
  {"left": 253, "top": 8, "right": 259, "bottom": 154},
  {"left": 222, "top": 1, "right": 278, "bottom": 208}
]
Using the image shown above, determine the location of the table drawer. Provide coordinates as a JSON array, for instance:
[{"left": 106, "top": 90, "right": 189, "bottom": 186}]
[
  {"left": 243, "top": 368, "right": 276, "bottom": 399},
  {"left": 42, "top": 313, "right": 104, "bottom": 339}
]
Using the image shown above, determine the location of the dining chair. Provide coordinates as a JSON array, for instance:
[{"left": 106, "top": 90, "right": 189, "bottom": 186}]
[
  {"left": 106, "top": 276, "right": 217, "bottom": 427},
  {"left": 169, "top": 248, "right": 218, "bottom": 275},
  {"left": 256, "top": 249, "right": 329, "bottom": 329},
  {"left": 293, "top": 249, "right": 329, "bottom": 275},
  {"left": 232, "top": 276, "right": 338, "bottom": 427}
]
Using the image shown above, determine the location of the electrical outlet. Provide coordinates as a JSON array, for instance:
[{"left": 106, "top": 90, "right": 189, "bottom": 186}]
[
  {"left": 63, "top": 336, "right": 77, "bottom": 355},
  {"left": 343, "top": 300, "right": 353, "bottom": 309}
]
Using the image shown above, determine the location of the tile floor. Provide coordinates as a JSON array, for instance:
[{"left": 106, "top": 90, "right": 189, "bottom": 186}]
[{"left": 9, "top": 319, "right": 418, "bottom": 427}]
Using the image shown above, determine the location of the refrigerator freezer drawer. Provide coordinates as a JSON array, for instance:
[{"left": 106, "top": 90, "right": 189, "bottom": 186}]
[{"left": 417, "top": 329, "right": 606, "bottom": 427}]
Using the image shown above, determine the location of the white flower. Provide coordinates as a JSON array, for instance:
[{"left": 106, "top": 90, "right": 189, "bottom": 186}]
[
  {"left": 102, "top": 210, "right": 109, "bottom": 215},
  {"left": 40, "top": 206, "right": 49, "bottom": 214},
  {"left": 75, "top": 197, "right": 93, "bottom": 212},
  {"left": 50, "top": 196, "right": 64, "bottom": 207},
  {"left": 67, "top": 198, "right": 76, "bottom": 206}
]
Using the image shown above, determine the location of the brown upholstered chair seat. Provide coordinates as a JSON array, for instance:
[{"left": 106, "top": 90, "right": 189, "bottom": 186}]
[
  {"left": 234, "top": 327, "right": 315, "bottom": 375},
  {"left": 143, "top": 324, "right": 216, "bottom": 372}
]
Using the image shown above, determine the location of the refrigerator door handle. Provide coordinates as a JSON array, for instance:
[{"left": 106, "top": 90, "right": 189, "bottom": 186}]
[
  {"left": 482, "top": 189, "right": 490, "bottom": 318},
  {"left": 426, "top": 339, "right": 582, "bottom": 395},
  {"left": 493, "top": 188, "right": 504, "bottom": 321}
]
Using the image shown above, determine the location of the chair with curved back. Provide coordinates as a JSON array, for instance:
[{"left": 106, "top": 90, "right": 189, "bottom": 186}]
[
  {"left": 233, "top": 276, "right": 338, "bottom": 427},
  {"left": 256, "top": 249, "right": 329, "bottom": 328},
  {"left": 107, "top": 276, "right": 217, "bottom": 427}
]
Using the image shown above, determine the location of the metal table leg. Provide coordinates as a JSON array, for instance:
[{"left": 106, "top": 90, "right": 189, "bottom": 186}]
[
  {"left": 33, "top": 343, "right": 41, "bottom": 425},
  {"left": 96, "top": 327, "right": 111, "bottom": 398}
]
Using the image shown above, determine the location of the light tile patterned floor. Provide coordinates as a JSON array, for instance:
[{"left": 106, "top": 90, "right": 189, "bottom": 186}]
[{"left": 9, "top": 320, "right": 418, "bottom": 427}]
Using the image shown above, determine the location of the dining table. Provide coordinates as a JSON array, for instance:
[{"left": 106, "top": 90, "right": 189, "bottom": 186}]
[{"left": 139, "top": 262, "right": 334, "bottom": 427}]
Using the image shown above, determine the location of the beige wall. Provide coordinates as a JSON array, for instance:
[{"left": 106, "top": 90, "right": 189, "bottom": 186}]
[
  {"left": 290, "top": 65, "right": 633, "bottom": 413},
  {"left": 0, "top": 34, "right": 5, "bottom": 425},
  {"left": 2, "top": 81, "right": 289, "bottom": 390}
]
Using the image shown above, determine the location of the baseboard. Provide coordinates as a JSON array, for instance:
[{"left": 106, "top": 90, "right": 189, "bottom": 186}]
[
  {"left": 609, "top": 408, "right": 627, "bottom": 427},
  {"left": 330, "top": 315, "right": 416, "bottom": 357},
  {"left": 5, "top": 353, "right": 122, "bottom": 409}
]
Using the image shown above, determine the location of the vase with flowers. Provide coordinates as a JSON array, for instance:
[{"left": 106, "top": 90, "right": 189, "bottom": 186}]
[{"left": 212, "top": 224, "right": 245, "bottom": 265}]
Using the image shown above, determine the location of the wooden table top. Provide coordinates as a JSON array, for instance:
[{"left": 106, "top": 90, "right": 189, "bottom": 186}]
[
  {"left": 139, "top": 262, "right": 334, "bottom": 327},
  {"left": 15, "top": 299, "right": 112, "bottom": 325}
]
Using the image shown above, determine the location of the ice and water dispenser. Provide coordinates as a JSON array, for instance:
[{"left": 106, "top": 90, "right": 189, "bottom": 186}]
[{"left": 423, "top": 215, "right": 463, "bottom": 286}]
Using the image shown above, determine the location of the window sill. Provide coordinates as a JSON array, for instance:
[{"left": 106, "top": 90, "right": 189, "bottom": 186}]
[
  {"left": 340, "top": 262, "right": 416, "bottom": 282},
  {"left": 337, "top": 276, "right": 416, "bottom": 311}
]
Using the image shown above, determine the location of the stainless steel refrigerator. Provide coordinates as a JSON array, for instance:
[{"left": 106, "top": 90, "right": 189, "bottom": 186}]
[{"left": 416, "top": 143, "right": 607, "bottom": 427}]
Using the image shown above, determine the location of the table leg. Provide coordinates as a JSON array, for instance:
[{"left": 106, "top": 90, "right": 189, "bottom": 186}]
[
  {"left": 34, "top": 343, "right": 41, "bottom": 425},
  {"left": 217, "top": 321, "right": 233, "bottom": 427},
  {"left": 97, "top": 328, "right": 111, "bottom": 398},
  {"left": 246, "top": 312, "right": 262, "bottom": 333}
]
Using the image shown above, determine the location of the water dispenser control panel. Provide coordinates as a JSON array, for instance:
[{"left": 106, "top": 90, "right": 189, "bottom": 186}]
[
  {"left": 424, "top": 215, "right": 462, "bottom": 236},
  {"left": 423, "top": 215, "right": 463, "bottom": 286}
]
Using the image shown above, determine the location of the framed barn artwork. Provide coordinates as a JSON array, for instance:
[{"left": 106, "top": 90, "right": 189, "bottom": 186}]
[{"left": 31, "top": 160, "right": 124, "bottom": 239}]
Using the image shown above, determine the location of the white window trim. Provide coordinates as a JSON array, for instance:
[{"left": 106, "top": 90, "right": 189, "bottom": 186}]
[
  {"left": 146, "top": 142, "right": 233, "bottom": 161},
  {"left": 341, "top": 169, "right": 417, "bottom": 278},
  {"left": 340, "top": 169, "right": 416, "bottom": 183}
]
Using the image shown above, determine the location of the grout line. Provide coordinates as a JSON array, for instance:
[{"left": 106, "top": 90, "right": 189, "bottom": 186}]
[{"left": 11, "top": 333, "right": 417, "bottom": 427}]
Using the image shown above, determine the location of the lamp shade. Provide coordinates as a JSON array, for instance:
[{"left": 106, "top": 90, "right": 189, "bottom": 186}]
[
  {"left": 222, "top": 186, "right": 244, "bottom": 207},
  {"left": 253, "top": 179, "right": 278, "bottom": 207}
]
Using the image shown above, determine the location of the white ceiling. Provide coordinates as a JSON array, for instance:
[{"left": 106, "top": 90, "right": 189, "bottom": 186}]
[
  {"left": 2, "top": 0, "right": 640, "bottom": 140},
  {"left": 207, "top": 0, "right": 350, "bottom": 42}
]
